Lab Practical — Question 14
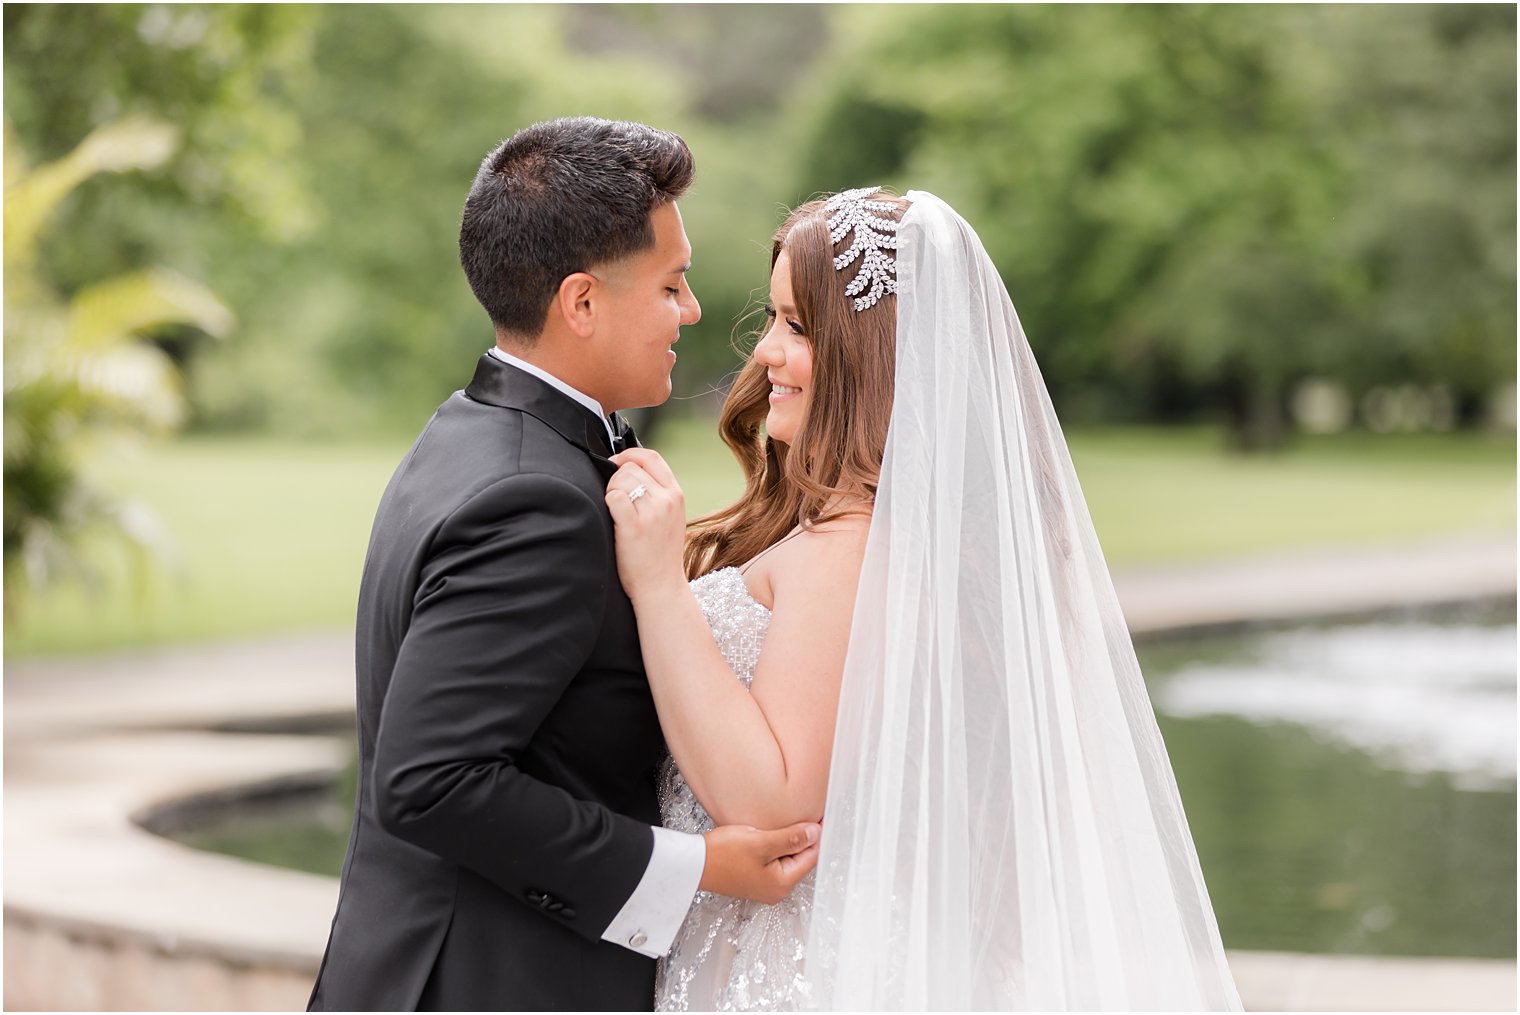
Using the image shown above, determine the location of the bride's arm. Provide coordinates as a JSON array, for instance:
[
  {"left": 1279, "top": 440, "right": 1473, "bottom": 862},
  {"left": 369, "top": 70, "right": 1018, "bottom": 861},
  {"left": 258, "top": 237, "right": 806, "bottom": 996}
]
[{"left": 607, "top": 450, "right": 867, "bottom": 829}]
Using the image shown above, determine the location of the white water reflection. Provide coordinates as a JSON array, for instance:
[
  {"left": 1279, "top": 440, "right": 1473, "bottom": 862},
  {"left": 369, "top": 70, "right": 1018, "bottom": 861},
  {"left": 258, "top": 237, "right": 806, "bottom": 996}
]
[{"left": 1157, "top": 619, "right": 1518, "bottom": 787}]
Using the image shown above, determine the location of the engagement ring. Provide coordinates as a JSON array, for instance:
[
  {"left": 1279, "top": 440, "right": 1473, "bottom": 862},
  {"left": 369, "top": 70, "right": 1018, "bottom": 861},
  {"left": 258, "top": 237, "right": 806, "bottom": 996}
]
[{"left": 627, "top": 484, "right": 648, "bottom": 504}]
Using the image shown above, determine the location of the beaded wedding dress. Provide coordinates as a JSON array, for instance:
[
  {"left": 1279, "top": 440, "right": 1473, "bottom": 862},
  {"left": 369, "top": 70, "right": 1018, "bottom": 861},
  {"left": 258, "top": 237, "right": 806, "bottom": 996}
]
[{"left": 654, "top": 567, "right": 813, "bottom": 1012}]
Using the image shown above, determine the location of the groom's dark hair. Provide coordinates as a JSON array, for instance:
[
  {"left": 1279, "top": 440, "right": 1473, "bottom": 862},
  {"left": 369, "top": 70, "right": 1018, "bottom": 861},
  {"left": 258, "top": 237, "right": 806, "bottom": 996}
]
[{"left": 459, "top": 117, "right": 695, "bottom": 341}]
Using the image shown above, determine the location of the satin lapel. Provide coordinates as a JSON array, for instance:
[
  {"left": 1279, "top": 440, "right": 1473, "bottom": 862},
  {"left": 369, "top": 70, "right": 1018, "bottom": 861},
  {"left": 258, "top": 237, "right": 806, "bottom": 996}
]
[
  {"left": 589, "top": 456, "right": 618, "bottom": 483},
  {"left": 463, "top": 354, "right": 616, "bottom": 460}
]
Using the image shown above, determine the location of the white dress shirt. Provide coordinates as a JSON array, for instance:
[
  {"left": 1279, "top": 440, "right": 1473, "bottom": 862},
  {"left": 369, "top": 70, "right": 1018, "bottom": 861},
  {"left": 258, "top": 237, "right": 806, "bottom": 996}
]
[{"left": 485, "top": 345, "right": 705, "bottom": 958}]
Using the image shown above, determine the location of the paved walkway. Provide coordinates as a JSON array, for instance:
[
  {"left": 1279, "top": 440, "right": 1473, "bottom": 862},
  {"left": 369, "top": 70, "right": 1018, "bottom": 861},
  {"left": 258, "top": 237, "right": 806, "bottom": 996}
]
[
  {"left": 1114, "top": 530, "right": 1516, "bottom": 635},
  {"left": 5, "top": 532, "right": 1515, "bottom": 1010}
]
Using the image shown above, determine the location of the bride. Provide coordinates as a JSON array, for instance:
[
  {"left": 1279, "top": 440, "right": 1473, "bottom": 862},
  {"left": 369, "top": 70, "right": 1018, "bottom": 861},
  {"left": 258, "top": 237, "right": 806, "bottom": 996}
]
[{"left": 606, "top": 188, "right": 1242, "bottom": 1011}]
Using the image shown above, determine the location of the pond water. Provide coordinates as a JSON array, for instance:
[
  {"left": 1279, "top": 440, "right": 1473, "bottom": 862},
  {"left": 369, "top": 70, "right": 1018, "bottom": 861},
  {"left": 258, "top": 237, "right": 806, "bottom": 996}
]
[
  {"left": 1140, "top": 599, "right": 1515, "bottom": 958},
  {"left": 175, "top": 599, "right": 1516, "bottom": 959}
]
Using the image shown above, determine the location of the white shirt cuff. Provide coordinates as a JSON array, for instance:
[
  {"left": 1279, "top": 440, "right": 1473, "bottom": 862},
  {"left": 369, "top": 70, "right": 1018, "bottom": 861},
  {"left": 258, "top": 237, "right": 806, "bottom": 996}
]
[{"left": 600, "top": 826, "right": 705, "bottom": 958}]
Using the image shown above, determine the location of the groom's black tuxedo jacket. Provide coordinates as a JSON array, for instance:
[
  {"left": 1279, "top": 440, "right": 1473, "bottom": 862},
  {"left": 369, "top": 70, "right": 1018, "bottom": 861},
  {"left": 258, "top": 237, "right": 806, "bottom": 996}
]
[{"left": 309, "top": 354, "right": 665, "bottom": 1012}]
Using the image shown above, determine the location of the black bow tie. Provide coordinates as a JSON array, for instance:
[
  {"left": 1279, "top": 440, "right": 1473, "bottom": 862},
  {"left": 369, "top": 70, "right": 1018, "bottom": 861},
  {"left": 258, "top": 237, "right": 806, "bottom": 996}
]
[{"left": 609, "top": 413, "right": 639, "bottom": 455}]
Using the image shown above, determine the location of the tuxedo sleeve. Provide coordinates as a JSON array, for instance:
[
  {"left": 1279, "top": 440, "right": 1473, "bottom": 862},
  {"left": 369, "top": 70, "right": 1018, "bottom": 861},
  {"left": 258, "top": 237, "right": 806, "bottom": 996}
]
[{"left": 372, "top": 471, "right": 660, "bottom": 945}]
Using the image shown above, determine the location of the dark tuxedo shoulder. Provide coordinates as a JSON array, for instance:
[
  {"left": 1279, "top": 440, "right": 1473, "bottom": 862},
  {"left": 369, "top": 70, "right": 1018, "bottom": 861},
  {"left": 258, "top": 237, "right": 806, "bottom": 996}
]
[
  {"left": 384, "top": 392, "right": 610, "bottom": 527},
  {"left": 417, "top": 473, "right": 612, "bottom": 630},
  {"left": 437, "top": 391, "right": 607, "bottom": 493}
]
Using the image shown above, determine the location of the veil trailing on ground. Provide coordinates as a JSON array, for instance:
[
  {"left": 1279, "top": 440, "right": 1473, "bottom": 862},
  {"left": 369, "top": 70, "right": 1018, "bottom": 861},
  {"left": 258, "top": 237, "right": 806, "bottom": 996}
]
[{"left": 804, "top": 192, "right": 1242, "bottom": 1010}]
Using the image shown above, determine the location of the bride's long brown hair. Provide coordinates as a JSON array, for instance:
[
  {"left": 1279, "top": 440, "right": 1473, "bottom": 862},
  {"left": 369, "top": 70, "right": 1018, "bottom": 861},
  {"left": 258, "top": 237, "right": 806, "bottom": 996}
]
[{"left": 684, "top": 191, "right": 909, "bottom": 579}]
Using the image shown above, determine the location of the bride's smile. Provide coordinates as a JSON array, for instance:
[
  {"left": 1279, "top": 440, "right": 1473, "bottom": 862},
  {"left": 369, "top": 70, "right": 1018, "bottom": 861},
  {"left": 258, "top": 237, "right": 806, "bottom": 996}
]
[
  {"left": 768, "top": 380, "right": 802, "bottom": 401},
  {"left": 754, "top": 249, "right": 813, "bottom": 444}
]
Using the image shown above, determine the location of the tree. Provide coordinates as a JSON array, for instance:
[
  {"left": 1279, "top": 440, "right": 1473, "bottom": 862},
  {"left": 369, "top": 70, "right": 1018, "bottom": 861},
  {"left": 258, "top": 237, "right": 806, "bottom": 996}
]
[
  {"left": 1304, "top": 5, "right": 1516, "bottom": 422},
  {"left": 4, "top": 117, "right": 233, "bottom": 612},
  {"left": 783, "top": 5, "right": 1515, "bottom": 448}
]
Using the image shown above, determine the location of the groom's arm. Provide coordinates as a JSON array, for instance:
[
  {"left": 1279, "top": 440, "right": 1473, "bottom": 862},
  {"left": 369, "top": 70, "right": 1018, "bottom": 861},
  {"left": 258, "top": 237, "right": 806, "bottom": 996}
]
[{"left": 373, "top": 472, "right": 669, "bottom": 947}]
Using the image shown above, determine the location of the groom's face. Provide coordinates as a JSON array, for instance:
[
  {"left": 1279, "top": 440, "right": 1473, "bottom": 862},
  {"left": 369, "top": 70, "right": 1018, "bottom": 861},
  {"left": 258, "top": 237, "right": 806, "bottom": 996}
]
[{"left": 591, "top": 201, "right": 700, "bottom": 410}]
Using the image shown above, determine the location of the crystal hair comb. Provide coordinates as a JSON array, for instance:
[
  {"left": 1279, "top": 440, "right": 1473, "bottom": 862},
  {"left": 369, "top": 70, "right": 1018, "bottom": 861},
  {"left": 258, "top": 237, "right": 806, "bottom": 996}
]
[{"left": 824, "top": 186, "right": 900, "bottom": 312}]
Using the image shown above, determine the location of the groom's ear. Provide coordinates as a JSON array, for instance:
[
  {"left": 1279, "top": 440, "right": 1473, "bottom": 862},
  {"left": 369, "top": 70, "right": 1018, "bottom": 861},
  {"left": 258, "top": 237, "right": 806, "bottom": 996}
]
[{"left": 554, "top": 272, "right": 599, "bottom": 339}]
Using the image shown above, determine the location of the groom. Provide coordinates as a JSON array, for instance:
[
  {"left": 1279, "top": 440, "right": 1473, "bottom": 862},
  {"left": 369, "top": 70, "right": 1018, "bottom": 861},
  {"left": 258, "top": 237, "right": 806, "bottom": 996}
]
[{"left": 308, "top": 118, "right": 820, "bottom": 1012}]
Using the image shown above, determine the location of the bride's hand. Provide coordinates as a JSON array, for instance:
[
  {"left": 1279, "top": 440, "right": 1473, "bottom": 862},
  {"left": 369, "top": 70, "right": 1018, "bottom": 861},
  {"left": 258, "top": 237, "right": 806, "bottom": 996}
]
[{"left": 605, "top": 448, "right": 689, "bottom": 602}]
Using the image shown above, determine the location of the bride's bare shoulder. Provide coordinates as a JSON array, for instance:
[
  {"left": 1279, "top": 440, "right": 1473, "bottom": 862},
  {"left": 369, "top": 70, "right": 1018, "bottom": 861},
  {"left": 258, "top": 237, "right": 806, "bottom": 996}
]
[{"left": 772, "top": 509, "right": 873, "bottom": 584}]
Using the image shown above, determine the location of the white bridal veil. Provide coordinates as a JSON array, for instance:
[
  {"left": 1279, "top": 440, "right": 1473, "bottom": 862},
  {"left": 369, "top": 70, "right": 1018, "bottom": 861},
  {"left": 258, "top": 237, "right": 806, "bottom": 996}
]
[{"left": 804, "top": 192, "right": 1242, "bottom": 1010}]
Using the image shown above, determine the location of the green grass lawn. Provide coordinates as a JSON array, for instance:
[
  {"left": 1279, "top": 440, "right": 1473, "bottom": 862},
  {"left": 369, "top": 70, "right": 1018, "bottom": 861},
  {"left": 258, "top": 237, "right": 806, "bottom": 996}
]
[
  {"left": 5, "top": 420, "right": 1513, "bottom": 658},
  {"left": 1070, "top": 427, "right": 1516, "bottom": 562}
]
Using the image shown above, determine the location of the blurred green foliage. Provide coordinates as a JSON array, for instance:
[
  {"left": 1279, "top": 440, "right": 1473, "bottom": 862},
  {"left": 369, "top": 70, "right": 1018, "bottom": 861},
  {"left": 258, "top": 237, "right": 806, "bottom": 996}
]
[
  {"left": 794, "top": 5, "right": 1516, "bottom": 447},
  {"left": 4, "top": 4, "right": 1512, "bottom": 450},
  {"left": 3, "top": 113, "right": 232, "bottom": 611}
]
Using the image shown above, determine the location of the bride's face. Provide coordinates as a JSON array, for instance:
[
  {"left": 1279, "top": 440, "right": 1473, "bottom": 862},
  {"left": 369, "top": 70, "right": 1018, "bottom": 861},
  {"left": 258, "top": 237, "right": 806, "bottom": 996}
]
[{"left": 754, "top": 249, "right": 813, "bottom": 446}]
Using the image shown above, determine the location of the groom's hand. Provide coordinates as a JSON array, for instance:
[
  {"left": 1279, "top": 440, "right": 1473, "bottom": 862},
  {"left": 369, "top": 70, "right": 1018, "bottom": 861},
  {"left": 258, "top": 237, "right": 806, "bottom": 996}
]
[{"left": 699, "top": 822, "right": 821, "bottom": 904}]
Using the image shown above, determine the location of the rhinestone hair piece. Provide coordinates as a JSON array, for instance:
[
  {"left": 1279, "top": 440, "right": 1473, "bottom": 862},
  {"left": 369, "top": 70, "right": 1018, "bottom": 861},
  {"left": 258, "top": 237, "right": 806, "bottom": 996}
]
[{"left": 824, "top": 186, "right": 900, "bottom": 311}]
